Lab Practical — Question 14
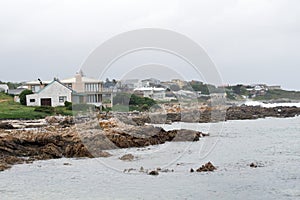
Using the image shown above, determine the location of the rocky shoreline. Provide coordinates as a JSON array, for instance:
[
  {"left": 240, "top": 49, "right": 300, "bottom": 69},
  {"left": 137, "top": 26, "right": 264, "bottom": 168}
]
[
  {"left": 1, "top": 105, "right": 300, "bottom": 172},
  {"left": 112, "top": 105, "right": 300, "bottom": 125},
  {"left": 0, "top": 117, "right": 206, "bottom": 171}
]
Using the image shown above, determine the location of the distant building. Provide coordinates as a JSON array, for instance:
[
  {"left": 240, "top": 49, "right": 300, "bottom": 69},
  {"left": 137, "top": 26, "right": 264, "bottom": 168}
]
[
  {"left": 171, "top": 79, "right": 186, "bottom": 88},
  {"left": 267, "top": 85, "right": 281, "bottom": 90},
  {"left": 7, "top": 88, "right": 26, "bottom": 96},
  {"left": 118, "top": 79, "right": 139, "bottom": 90},
  {"left": 0, "top": 84, "right": 9, "bottom": 93},
  {"left": 134, "top": 87, "right": 166, "bottom": 100},
  {"left": 140, "top": 78, "right": 161, "bottom": 87}
]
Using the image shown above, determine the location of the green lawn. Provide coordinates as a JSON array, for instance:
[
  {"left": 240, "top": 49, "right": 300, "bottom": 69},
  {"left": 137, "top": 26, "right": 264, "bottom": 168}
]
[{"left": 0, "top": 93, "right": 72, "bottom": 120}]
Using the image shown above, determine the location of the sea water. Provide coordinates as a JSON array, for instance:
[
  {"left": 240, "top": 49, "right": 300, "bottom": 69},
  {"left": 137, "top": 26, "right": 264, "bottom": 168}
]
[{"left": 0, "top": 117, "right": 299, "bottom": 200}]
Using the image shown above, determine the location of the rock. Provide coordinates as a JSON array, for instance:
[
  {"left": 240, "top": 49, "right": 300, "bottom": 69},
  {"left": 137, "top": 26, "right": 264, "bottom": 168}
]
[
  {"left": 40, "top": 143, "right": 62, "bottom": 158},
  {"left": 0, "top": 123, "right": 14, "bottom": 129},
  {"left": 63, "top": 162, "right": 71, "bottom": 166},
  {"left": 148, "top": 170, "right": 159, "bottom": 176},
  {"left": 0, "top": 163, "right": 10, "bottom": 171},
  {"left": 119, "top": 154, "right": 134, "bottom": 161},
  {"left": 190, "top": 168, "right": 194, "bottom": 173},
  {"left": 196, "top": 162, "right": 216, "bottom": 172},
  {"left": 45, "top": 116, "right": 60, "bottom": 124},
  {"left": 139, "top": 166, "right": 144, "bottom": 172},
  {"left": 45, "top": 116, "right": 74, "bottom": 125},
  {"left": 160, "top": 169, "right": 174, "bottom": 173},
  {"left": 98, "top": 151, "right": 112, "bottom": 157},
  {"left": 3, "top": 156, "right": 24, "bottom": 165},
  {"left": 250, "top": 162, "right": 258, "bottom": 168}
]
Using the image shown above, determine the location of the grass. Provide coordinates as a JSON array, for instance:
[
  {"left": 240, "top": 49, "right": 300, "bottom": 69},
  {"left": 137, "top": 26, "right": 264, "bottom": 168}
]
[
  {"left": 254, "top": 89, "right": 300, "bottom": 101},
  {"left": 0, "top": 93, "right": 73, "bottom": 120}
]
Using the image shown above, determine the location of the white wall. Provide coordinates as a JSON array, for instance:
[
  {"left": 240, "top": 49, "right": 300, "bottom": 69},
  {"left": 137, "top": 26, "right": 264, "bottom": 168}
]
[{"left": 26, "top": 81, "right": 72, "bottom": 107}]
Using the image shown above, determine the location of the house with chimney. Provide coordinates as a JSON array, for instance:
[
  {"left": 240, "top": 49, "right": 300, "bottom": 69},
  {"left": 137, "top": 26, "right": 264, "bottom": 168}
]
[
  {"left": 25, "top": 71, "right": 103, "bottom": 107},
  {"left": 26, "top": 79, "right": 73, "bottom": 107}
]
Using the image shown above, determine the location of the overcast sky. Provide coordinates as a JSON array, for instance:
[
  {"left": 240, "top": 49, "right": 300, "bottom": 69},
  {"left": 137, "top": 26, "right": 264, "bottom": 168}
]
[{"left": 0, "top": 0, "right": 299, "bottom": 90}]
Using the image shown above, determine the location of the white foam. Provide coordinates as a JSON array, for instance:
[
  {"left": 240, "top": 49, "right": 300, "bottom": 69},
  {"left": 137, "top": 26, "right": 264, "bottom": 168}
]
[{"left": 243, "top": 101, "right": 300, "bottom": 108}]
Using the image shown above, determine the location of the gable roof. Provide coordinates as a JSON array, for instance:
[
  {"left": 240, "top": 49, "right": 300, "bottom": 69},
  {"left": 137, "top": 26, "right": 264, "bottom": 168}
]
[{"left": 36, "top": 79, "right": 74, "bottom": 94}]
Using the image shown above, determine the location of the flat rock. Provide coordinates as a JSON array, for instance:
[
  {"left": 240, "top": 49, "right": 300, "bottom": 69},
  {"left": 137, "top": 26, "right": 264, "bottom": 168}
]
[
  {"left": 196, "top": 162, "right": 216, "bottom": 172},
  {"left": 119, "top": 154, "right": 134, "bottom": 161}
]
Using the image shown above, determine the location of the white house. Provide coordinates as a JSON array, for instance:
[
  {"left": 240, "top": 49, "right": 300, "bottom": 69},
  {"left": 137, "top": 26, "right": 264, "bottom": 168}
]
[
  {"left": 0, "top": 84, "right": 9, "bottom": 93},
  {"left": 25, "top": 71, "right": 103, "bottom": 106},
  {"left": 134, "top": 87, "right": 166, "bottom": 100},
  {"left": 26, "top": 79, "right": 73, "bottom": 107}
]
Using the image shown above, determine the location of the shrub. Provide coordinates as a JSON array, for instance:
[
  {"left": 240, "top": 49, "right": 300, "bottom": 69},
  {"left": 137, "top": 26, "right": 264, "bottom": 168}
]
[
  {"left": 19, "top": 90, "right": 33, "bottom": 105},
  {"left": 64, "top": 101, "right": 72, "bottom": 107},
  {"left": 34, "top": 106, "right": 55, "bottom": 114},
  {"left": 72, "top": 103, "right": 95, "bottom": 111},
  {"left": 64, "top": 101, "right": 73, "bottom": 110}
]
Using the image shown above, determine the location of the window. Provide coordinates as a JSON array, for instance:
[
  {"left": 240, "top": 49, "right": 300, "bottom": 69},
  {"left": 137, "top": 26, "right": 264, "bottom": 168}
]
[
  {"left": 59, "top": 96, "right": 67, "bottom": 103},
  {"left": 87, "top": 94, "right": 101, "bottom": 103},
  {"left": 85, "top": 83, "right": 99, "bottom": 92},
  {"left": 30, "top": 99, "right": 35, "bottom": 102},
  {"left": 31, "top": 85, "right": 40, "bottom": 93}
]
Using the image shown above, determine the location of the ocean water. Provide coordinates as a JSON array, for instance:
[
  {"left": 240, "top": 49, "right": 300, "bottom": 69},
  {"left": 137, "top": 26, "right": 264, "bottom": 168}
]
[
  {"left": 243, "top": 101, "right": 300, "bottom": 108},
  {"left": 0, "top": 117, "right": 300, "bottom": 200}
]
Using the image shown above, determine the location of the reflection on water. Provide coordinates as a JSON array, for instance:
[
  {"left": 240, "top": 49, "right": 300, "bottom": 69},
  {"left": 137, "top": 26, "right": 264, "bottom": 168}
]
[{"left": 0, "top": 117, "right": 300, "bottom": 200}]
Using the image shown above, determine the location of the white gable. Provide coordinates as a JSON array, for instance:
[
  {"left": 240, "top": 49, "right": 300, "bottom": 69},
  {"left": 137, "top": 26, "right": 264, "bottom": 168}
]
[{"left": 26, "top": 81, "right": 72, "bottom": 107}]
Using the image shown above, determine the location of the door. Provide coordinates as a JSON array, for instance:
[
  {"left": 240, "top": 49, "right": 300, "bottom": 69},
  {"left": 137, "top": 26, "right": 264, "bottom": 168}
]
[{"left": 41, "top": 98, "right": 52, "bottom": 106}]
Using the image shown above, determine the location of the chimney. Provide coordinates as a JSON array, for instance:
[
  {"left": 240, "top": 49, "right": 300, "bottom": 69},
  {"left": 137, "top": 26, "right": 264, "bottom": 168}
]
[
  {"left": 74, "top": 71, "right": 84, "bottom": 92},
  {"left": 38, "top": 78, "right": 45, "bottom": 89}
]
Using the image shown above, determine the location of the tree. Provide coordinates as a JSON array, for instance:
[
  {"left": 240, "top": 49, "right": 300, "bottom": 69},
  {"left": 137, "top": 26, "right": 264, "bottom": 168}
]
[
  {"left": 19, "top": 89, "right": 33, "bottom": 105},
  {"left": 113, "top": 93, "right": 156, "bottom": 111}
]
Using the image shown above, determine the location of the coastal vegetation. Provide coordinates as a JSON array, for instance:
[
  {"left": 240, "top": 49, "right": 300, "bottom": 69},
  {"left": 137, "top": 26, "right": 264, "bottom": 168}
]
[
  {"left": 0, "top": 92, "right": 72, "bottom": 119},
  {"left": 254, "top": 89, "right": 300, "bottom": 101},
  {"left": 112, "top": 93, "right": 156, "bottom": 112},
  {"left": 19, "top": 89, "right": 33, "bottom": 105}
]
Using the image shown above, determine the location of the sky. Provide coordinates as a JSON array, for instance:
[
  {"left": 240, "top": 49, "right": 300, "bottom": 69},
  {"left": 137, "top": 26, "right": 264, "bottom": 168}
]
[{"left": 0, "top": 0, "right": 299, "bottom": 90}]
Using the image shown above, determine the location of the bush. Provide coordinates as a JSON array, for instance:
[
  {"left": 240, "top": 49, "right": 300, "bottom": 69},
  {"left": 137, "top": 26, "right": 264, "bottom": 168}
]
[
  {"left": 113, "top": 93, "right": 157, "bottom": 112},
  {"left": 34, "top": 106, "right": 55, "bottom": 114},
  {"left": 19, "top": 90, "right": 33, "bottom": 105},
  {"left": 64, "top": 101, "right": 73, "bottom": 110},
  {"left": 64, "top": 101, "right": 72, "bottom": 107},
  {"left": 72, "top": 103, "right": 95, "bottom": 111}
]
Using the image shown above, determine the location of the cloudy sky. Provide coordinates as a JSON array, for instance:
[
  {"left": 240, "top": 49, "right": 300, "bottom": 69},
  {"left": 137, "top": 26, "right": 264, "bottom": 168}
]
[{"left": 0, "top": 0, "right": 299, "bottom": 90}]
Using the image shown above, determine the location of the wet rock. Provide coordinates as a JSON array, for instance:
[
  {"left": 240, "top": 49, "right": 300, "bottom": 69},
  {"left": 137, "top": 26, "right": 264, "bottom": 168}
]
[
  {"left": 160, "top": 169, "right": 174, "bottom": 173},
  {"left": 196, "top": 162, "right": 216, "bottom": 172},
  {"left": 63, "top": 162, "right": 71, "bottom": 166},
  {"left": 45, "top": 116, "right": 74, "bottom": 125},
  {"left": 0, "top": 163, "right": 10, "bottom": 171},
  {"left": 64, "top": 143, "right": 93, "bottom": 158},
  {"left": 139, "top": 166, "right": 144, "bottom": 172},
  {"left": 40, "top": 143, "right": 62, "bottom": 158},
  {"left": 119, "top": 154, "right": 134, "bottom": 161},
  {"left": 98, "top": 151, "right": 112, "bottom": 157},
  {"left": 148, "top": 170, "right": 159, "bottom": 176},
  {"left": 3, "top": 156, "right": 24, "bottom": 165},
  {"left": 45, "top": 116, "right": 60, "bottom": 124},
  {"left": 250, "top": 162, "right": 258, "bottom": 168},
  {"left": 0, "top": 123, "right": 14, "bottom": 129}
]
